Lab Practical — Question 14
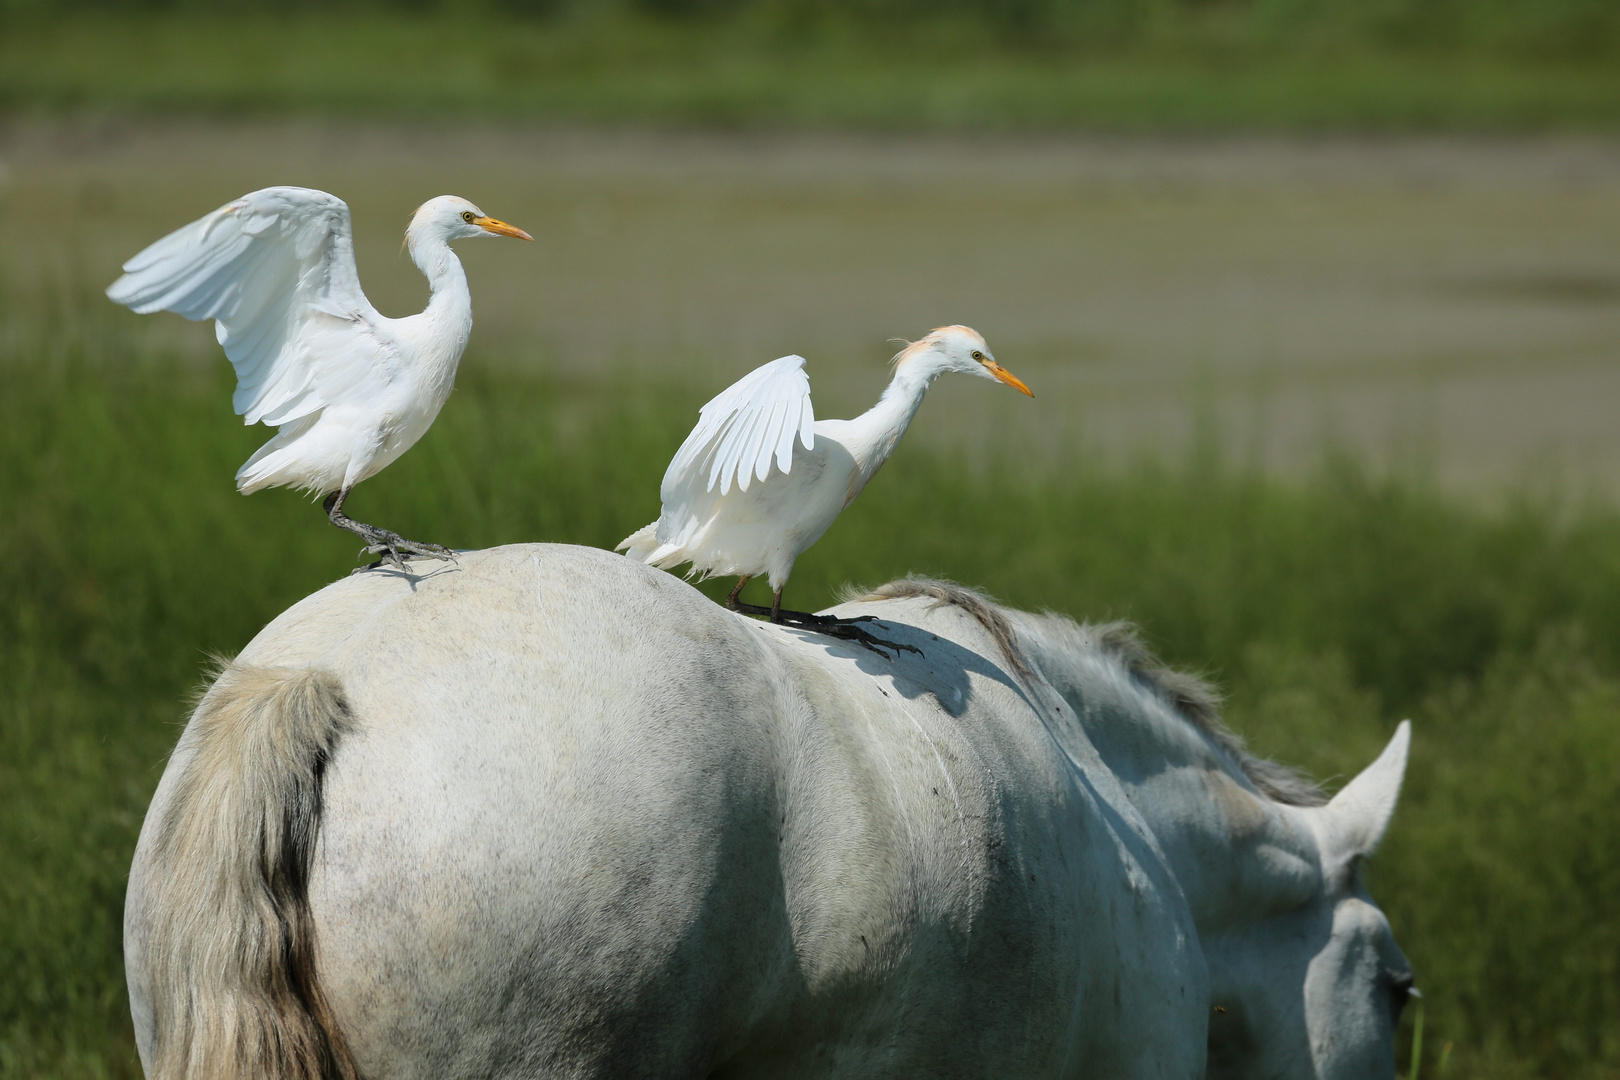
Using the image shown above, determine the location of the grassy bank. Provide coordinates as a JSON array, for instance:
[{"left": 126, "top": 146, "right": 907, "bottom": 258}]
[
  {"left": 2, "top": 8, "right": 1619, "bottom": 129},
  {"left": 3, "top": 303, "right": 1620, "bottom": 1075}
]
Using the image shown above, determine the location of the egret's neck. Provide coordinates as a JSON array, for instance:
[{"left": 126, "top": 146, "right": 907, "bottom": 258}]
[
  {"left": 843, "top": 362, "right": 938, "bottom": 488},
  {"left": 404, "top": 230, "right": 474, "bottom": 391},
  {"left": 407, "top": 231, "right": 471, "bottom": 318}
]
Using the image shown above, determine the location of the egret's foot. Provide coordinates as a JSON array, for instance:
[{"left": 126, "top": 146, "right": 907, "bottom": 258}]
[
  {"left": 323, "top": 491, "right": 456, "bottom": 571},
  {"left": 808, "top": 616, "right": 920, "bottom": 659},
  {"left": 353, "top": 526, "right": 456, "bottom": 571},
  {"left": 320, "top": 492, "right": 453, "bottom": 569},
  {"left": 734, "top": 603, "right": 921, "bottom": 658}
]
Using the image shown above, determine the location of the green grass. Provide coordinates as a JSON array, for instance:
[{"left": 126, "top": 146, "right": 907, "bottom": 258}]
[
  {"left": 3, "top": 291, "right": 1620, "bottom": 1077},
  {"left": 2, "top": 9, "right": 1619, "bottom": 130}
]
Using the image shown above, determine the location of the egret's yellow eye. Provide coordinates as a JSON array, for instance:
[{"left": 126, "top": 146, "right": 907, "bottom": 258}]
[
  {"left": 462, "top": 211, "right": 476, "bottom": 223},
  {"left": 971, "top": 350, "right": 985, "bottom": 361}
]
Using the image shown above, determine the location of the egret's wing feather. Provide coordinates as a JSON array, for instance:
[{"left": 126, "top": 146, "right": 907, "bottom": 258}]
[
  {"left": 795, "top": 392, "right": 815, "bottom": 462},
  {"left": 720, "top": 394, "right": 771, "bottom": 494},
  {"left": 107, "top": 186, "right": 385, "bottom": 427},
  {"left": 755, "top": 397, "right": 788, "bottom": 485},
  {"left": 661, "top": 354, "right": 815, "bottom": 503},
  {"left": 649, "top": 355, "right": 815, "bottom": 555}
]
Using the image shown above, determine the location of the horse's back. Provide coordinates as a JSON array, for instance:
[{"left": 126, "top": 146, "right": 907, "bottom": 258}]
[{"left": 130, "top": 544, "right": 1207, "bottom": 1079}]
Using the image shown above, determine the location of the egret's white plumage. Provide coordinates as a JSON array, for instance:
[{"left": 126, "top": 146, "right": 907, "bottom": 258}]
[
  {"left": 106, "top": 186, "right": 531, "bottom": 565},
  {"left": 619, "top": 326, "right": 1032, "bottom": 627}
]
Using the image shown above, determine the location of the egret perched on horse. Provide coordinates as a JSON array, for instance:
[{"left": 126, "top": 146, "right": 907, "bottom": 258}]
[
  {"left": 126, "top": 545, "right": 1414, "bottom": 1080},
  {"left": 106, "top": 187, "right": 532, "bottom": 568},
  {"left": 618, "top": 326, "right": 1032, "bottom": 648}
]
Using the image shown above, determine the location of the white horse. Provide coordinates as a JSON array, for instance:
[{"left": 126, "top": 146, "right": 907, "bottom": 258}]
[{"left": 125, "top": 544, "right": 1413, "bottom": 1080}]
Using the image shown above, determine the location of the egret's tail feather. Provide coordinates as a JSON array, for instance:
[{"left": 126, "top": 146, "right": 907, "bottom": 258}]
[
  {"left": 144, "top": 662, "right": 358, "bottom": 1080},
  {"left": 235, "top": 441, "right": 287, "bottom": 496},
  {"left": 235, "top": 414, "right": 325, "bottom": 496},
  {"left": 616, "top": 522, "right": 661, "bottom": 562}
]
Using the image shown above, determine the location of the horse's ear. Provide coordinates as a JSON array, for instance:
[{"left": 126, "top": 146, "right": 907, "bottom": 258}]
[{"left": 1315, "top": 720, "right": 1411, "bottom": 867}]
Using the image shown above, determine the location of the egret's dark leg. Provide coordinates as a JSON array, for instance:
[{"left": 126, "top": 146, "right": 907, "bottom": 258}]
[
  {"left": 322, "top": 487, "right": 454, "bottom": 571},
  {"left": 728, "top": 575, "right": 783, "bottom": 619}
]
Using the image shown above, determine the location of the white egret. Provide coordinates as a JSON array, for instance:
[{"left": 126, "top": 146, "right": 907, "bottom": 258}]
[
  {"left": 106, "top": 186, "right": 532, "bottom": 568},
  {"left": 618, "top": 325, "right": 1032, "bottom": 647}
]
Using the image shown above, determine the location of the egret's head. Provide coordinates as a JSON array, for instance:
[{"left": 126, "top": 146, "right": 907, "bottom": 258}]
[
  {"left": 892, "top": 325, "right": 1033, "bottom": 396},
  {"left": 408, "top": 196, "right": 533, "bottom": 244}
]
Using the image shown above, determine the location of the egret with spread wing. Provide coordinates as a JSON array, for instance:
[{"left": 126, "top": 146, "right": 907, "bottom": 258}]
[
  {"left": 107, "top": 187, "right": 532, "bottom": 568},
  {"left": 619, "top": 325, "right": 1032, "bottom": 647}
]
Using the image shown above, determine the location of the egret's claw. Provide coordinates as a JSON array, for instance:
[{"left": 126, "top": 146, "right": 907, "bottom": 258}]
[
  {"left": 731, "top": 603, "right": 922, "bottom": 659},
  {"left": 356, "top": 533, "right": 455, "bottom": 572},
  {"left": 808, "top": 618, "right": 921, "bottom": 659},
  {"left": 325, "top": 492, "right": 455, "bottom": 571}
]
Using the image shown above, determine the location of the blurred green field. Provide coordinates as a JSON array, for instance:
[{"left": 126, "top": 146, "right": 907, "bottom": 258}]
[
  {"left": 3, "top": 282, "right": 1620, "bottom": 1078},
  {"left": 2, "top": 2, "right": 1619, "bottom": 129}
]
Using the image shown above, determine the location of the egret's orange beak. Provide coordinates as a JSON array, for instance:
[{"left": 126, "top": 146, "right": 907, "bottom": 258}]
[
  {"left": 475, "top": 216, "right": 533, "bottom": 240},
  {"left": 986, "top": 360, "right": 1034, "bottom": 397}
]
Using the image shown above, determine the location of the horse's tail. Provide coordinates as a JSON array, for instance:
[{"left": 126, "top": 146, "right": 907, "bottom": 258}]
[{"left": 143, "top": 661, "right": 359, "bottom": 1080}]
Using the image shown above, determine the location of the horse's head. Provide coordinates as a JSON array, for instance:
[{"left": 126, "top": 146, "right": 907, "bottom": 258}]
[{"left": 1205, "top": 722, "right": 1414, "bottom": 1080}]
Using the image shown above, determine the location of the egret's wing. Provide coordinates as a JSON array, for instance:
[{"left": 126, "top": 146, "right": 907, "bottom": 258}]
[
  {"left": 661, "top": 354, "right": 815, "bottom": 502},
  {"left": 107, "top": 186, "right": 386, "bottom": 427}
]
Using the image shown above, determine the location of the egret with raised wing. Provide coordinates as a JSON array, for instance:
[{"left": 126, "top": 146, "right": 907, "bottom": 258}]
[
  {"left": 618, "top": 325, "right": 1032, "bottom": 648},
  {"left": 107, "top": 186, "right": 532, "bottom": 568}
]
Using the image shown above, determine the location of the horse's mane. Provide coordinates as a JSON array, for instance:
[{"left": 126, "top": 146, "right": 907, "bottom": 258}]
[{"left": 849, "top": 577, "right": 1328, "bottom": 808}]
